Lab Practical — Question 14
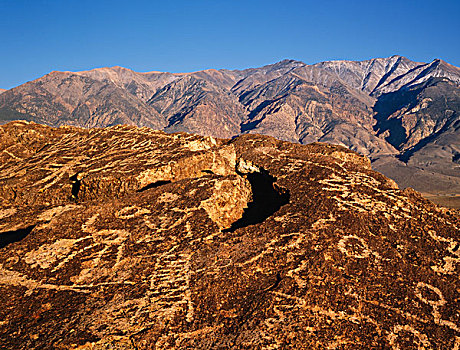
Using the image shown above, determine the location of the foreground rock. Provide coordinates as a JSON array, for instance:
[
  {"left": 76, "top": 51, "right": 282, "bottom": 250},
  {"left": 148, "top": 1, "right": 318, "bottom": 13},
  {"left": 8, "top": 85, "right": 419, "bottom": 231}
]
[{"left": 0, "top": 121, "right": 459, "bottom": 349}]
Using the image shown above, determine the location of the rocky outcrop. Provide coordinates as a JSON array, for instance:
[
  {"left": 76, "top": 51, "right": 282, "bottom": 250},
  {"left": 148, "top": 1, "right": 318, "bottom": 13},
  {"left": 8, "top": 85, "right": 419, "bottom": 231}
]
[
  {"left": 0, "top": 56, "right": 459, "bottom": 196},
  {"left": 0, "top": 122, "right": 459, "bottom": 349}
]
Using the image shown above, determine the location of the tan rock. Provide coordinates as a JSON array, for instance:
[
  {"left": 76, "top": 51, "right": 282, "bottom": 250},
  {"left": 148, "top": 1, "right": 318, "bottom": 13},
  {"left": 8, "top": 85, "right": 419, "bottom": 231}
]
[{"left": 0, "top": 123, "right": 459, "bottom": 349}]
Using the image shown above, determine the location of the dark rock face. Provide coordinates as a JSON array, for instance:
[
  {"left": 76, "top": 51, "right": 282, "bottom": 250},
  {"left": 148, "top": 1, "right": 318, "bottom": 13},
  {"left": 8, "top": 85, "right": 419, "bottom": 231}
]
[
  {"left": 0, "top": 122, "right": 459, "bottom": 349},
  {"left": 0, "top": 56, "right": 459, "bottom": 197}
]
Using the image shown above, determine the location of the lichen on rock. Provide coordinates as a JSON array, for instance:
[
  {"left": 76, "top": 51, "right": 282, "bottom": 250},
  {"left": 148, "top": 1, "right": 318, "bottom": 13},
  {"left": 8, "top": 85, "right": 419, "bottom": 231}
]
[{"left": 0, "top": 122, "right": 459, "bottom": 349}]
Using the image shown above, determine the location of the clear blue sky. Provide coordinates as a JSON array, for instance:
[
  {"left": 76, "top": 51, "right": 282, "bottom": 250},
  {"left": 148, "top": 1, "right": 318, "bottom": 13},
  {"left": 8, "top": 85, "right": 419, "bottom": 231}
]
[{"left": 1, "top": 0, "right": 459, "bottom": 89}]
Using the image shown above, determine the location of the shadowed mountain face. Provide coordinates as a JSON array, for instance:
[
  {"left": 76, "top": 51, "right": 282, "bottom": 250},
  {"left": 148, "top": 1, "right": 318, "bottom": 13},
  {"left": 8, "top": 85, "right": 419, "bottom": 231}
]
[
  {"left": 1, "top": 56, "right": 459, "bottom": 195},
  {"left": 1, "top": 122, "right": 459, "bottom": 349}
]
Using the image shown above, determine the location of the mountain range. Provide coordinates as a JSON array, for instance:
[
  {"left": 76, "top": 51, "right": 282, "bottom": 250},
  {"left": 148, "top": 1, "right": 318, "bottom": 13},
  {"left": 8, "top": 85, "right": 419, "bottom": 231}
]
[{"left": 1, "top": 56, "right": 459, "bottom": 199}]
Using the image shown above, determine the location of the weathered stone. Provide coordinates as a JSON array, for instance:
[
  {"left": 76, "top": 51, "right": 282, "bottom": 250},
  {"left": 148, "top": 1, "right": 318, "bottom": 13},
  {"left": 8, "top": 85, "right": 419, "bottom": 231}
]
[{"left": 0, "top": 122, "right": 459, "bottom": 349}]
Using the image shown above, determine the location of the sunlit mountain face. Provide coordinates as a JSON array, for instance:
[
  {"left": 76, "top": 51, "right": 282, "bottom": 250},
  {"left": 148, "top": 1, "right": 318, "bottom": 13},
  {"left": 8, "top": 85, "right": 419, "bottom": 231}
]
[{"left": 1, "top": 56, "right": 459, "bottom": 198}]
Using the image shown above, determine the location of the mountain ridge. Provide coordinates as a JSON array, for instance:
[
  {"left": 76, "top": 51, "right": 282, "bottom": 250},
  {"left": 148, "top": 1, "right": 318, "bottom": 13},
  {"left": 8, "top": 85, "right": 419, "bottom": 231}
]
[{"left": 1, "top": 55, "right": 459, "bottom": 197}]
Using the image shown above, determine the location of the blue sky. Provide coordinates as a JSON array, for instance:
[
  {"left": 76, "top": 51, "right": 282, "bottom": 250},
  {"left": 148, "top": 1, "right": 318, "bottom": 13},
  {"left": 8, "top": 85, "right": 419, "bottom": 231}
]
[{"left": 1, "top": 0, "right": 459, "bottom": 89}]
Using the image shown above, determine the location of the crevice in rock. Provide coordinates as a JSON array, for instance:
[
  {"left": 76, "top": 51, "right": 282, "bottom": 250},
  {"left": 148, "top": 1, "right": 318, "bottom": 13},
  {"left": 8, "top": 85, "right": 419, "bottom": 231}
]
[
  {"left": 452, "top": 243, "right": 459, "bottom": 253},
  {"left": 0, "top": 225, "right": 36, "bottom": 249},
  {"left": 137, "top": 180, "right": 172, "bottom": 192},
  {"left": 224, "top": 166, "right": 290, "bottom": 232},
  {"left": 264, "top": 272, "right": 282, "bottom": 291},
  {"left": 70, "top": 173, "right": 81, "bottom": 200},
  {"left": 201, "top": 169, "right": 214, "bottom": 175},
  {"left": 453, "top": 153, "right": 460, "bottom": 164}
]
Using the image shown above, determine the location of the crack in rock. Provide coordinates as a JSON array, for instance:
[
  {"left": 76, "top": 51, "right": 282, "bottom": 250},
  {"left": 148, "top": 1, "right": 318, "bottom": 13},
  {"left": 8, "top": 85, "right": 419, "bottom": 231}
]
[{"left": 224, "top": 160, "right": 290, "bottom": 232}]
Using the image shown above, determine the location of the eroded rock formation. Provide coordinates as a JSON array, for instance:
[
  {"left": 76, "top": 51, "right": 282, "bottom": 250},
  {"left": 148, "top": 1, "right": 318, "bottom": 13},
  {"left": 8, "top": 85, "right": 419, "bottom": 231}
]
[{"left": 0, "top": 121, "right": 459, "bottom": 349}]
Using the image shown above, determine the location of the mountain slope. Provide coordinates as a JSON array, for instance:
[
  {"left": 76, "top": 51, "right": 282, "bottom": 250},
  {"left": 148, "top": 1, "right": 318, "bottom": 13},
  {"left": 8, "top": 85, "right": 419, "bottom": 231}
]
[
  {"left": 313, "top": 55, "right": 422, "bottom": 94},
  {"left": 374, "top": 59, "right": 460, "bottom": 96},
  {"left": 0, "top": 71, "right": 166, "bottom": 129},
  {"left": 237, "top": 73, "right": 395, "bottom": 155},
  {"left": 148, "top": 75, "right": 247, "bottom": 138},
  {"left": 75, "top": 66, "right": 178, "bottom": 102},
  {"left": 372, "top": 76, "right": 460, "bottom": 195}
]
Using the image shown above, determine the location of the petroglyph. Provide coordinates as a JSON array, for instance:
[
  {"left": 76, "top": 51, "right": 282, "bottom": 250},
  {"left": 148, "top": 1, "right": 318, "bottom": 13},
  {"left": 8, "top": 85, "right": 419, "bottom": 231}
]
[
  {"left": 428, "top": 229, "right": 460, "bottom": 275},
  {"left": 0, "top": 263, "right": 90, "bottom": 294},
  {"left": 415, "top": 282, "right": 460, "bottom": 333},
  {"left": 311, "top": 213, "right": 336, "bottom": 230},
  {"left": 37, "top": 204, "right": 81, "bottom": 222},
  {"left": 415, "top": 282, "right": 446, "bottom": 308},
  {"left": 115, "top": 205, "right": 151, "bottom": 220},
  {"left": 261, "top": 291, "right": 385, "bottom": 349},
  {"left": 24, "top": 238, "right": 82, "bottom": 269},
  {"left": 0, "top": 124, "right": 238, "bottom": 208},
  {"left": 337, "top": 234, "right": 376, "bottom": 259},
  {"left": 0, "top": 208, "right": 16, "bottom": 220},
  {"left": 387, "top": 324, "right": 431, "bottom": 350},
  {"left": 453, "top": 337, "right": 460, "bottom": 350},
  {"left": 146, "top": 251, "right": 194, "bottom": 322},
  {"left": 318, "top": 172, "right": 412, "bottom": 218},
  {"left": 1, "top": 125, "right": 459, "bottom": 349},
  {"left": 157, "top": 192, "right": 180, "bottom": 203}
]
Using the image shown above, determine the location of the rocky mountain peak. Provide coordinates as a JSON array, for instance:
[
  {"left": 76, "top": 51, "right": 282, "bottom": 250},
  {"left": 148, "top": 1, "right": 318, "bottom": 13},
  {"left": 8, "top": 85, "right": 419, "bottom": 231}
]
[{"left": 247, "top": 58, "right": 306, "bottom": 72}]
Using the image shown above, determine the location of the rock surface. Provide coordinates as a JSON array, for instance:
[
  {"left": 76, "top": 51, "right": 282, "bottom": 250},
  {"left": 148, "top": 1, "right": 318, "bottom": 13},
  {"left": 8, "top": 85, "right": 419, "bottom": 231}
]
[
  {"left": 0, "top": 122, "right": 459, "bottom": 349},
  {"left": 0, "top": 56, "right": 459, "bottom": 196}
]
